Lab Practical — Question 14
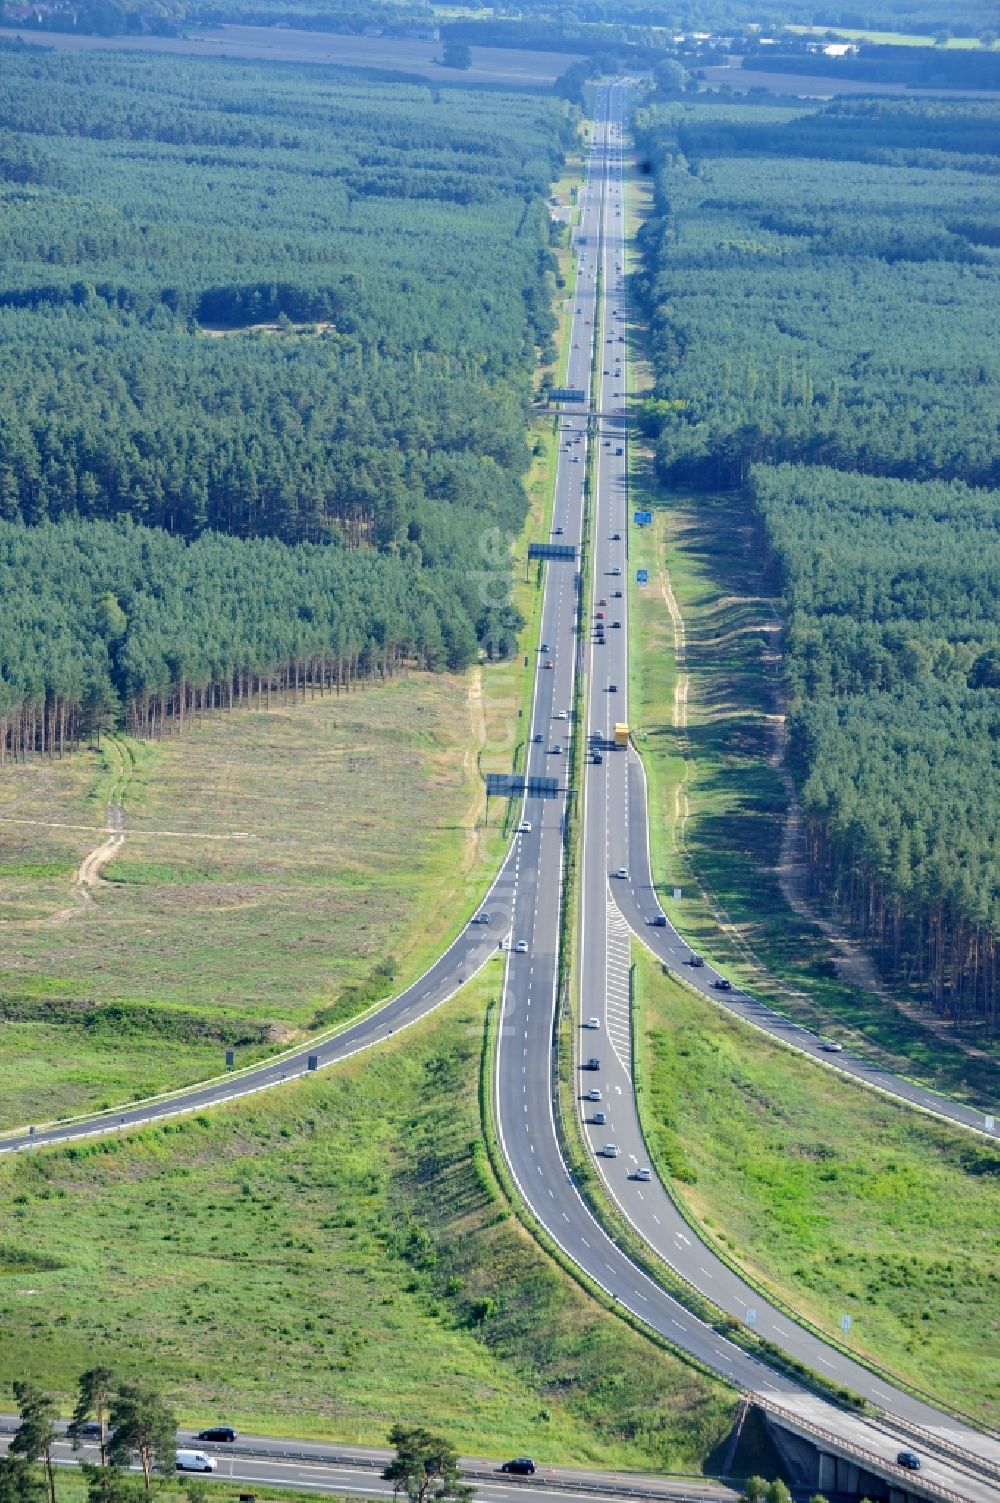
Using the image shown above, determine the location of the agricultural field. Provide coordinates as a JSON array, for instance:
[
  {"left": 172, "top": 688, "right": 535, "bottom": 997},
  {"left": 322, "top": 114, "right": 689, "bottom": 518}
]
[
  {"left": 0, "top": 974, "right": 741, "bottom": 1470},
  {"left": 0, "top": 673, "right": 501, "bottom": 1128},
  {"left": 634, "top": 951, "right": 1000, "bottom": 1430},
  {"left": 14, "top": 28, "right": 581, "bottom": 86}
]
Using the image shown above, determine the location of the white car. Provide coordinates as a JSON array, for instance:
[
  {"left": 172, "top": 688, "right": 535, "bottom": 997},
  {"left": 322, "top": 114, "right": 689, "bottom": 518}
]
[
  {"left": 555, "top": 710, "right": 568, "bottom": 720},
  {"left": 515, "top": 940, "right": 528, "bottom": 954},
  {"left": 635, "top": 1167, "right": 651, "bottom": 1182},
  {"left": 518, "top": 821, "right": 532, "bottom": 833},
  {"left": 602, "top": 1143, "right": 620, "bottom": 1158},
  {"left": 585, "top": 1087, "right": 602, "bottom": 1102},
  {"left": 615, "top": 867, "right": 628, "bottom": 880},
  {"left": 585, "top": 1016, "right": 600, "bottom": 1030}
]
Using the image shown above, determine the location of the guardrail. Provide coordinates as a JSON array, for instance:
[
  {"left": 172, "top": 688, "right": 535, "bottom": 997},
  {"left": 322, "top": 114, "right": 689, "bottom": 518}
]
[
  {"left": 203, "top": 1448, "right": 733, "bottom": 1502},
  {"left": 758, "top": 1399, "right": 991, "bottom": 1503},
  {"left": 863, "top": 1416, "right": 1000, "bottom": 1487}
]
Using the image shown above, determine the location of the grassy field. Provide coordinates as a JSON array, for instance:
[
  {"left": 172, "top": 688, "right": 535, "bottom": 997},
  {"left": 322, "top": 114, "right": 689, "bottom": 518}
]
[
  {"left": 784, "top": 24, "right": 989, "bottom": 47},
  {"left": 620, "top": 131, "right": 999, "bottom": 1106},
  {"left": 0, "top": 974, "right": 741, "bottom": 1470},
  {"left": 0, "top": 670, "right": 508, "bottom": 1130},
  {"left": 27, "top": 1470, "right": 373, "bottom": 1503},
  {"left": 0, "top": 134, "right": 585, "bottom": 1133},
  {"left": 634, "top": 950, "right": 1000, "bottom": 1429},
  {"left": 625, "top": 486, "right": 999, "bottom": 1107}
]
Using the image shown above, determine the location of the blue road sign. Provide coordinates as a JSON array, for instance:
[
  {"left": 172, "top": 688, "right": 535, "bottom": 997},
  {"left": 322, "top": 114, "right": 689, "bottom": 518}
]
[
  {"left": 633, "top": 510, "right": 652, "bottom": 526},
  {"left": 636, "top": 568, "right": 648, "bottom": 584}
]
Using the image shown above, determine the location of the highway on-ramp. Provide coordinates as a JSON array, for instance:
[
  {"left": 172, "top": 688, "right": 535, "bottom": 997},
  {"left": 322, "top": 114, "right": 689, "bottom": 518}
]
[
  {"left": 493, "top": 80, "right": 1000, "bottom": 1501},
  {"left": 616, "top": 759, "right": 998, "bottom": 1136},
  {"left": 0, "top": 849, "right": 522, "bottom": 1156},
  {"left": 0, "top": 77, "right": 997, "bottom": 1502}
]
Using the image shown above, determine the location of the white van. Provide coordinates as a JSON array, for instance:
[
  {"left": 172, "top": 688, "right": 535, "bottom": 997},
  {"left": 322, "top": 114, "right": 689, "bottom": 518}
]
[{"left": 177, "top": 1451, "right": 217, "bottom": 1473}]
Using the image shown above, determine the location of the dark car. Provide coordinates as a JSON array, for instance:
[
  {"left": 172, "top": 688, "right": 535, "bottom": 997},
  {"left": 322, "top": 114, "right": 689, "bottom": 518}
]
[
  {"left": 583, "top": 1057, "right": 600, "bottom": 1070},
  {"left": 688, "top": 954, "right": 704, "bottom": 968},
  {"left": 713, "top": 978, "right": 733, "bottom": 992},
  {"left": 501, "top": 1460, "right": 536, "bottom": 1476},
  {"left": 649, "top": 915, "right": 667, "bottom": 927},
  {"left": 77, "top": 1423, "right": 103, "bottom": 1440},
  {"left": 197, "top": 1428, "right": 238, "bottom": 1444},
  {"left": 896, "top": 1453, "right": 921, "bottom": 1472}
]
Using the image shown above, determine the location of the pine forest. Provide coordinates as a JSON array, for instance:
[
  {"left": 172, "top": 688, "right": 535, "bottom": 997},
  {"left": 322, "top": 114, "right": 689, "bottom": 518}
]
[
  {"left": 634, "top": 95, "right": 1000, "bottom": 1038},
  {"left": 0, "top": 48, "right": 573, "bottom": 753}
]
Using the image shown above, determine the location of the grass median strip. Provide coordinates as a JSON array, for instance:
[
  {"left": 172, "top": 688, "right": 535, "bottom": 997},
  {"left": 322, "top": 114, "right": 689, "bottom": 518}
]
[{"left": 634, "top": 947, "right": 1000, "bottom": 1431}]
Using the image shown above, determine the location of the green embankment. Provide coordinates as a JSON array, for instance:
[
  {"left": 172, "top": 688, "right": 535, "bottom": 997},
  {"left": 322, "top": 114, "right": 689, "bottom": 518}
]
[
  {"left": 634, "top": 951, "right": 1000, "bottom": 1430},
  {"left": 0, "top": 974, "right": 739, "bottom": 1470}
]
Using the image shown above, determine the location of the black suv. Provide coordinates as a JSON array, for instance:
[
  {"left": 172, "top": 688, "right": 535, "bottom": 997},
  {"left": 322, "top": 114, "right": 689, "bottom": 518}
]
[
  {"left": 501, "top": 1459, "right": 536, "bottom": 1476},
  {"left": 197, "top": 1428, "right": 238, "bottom": 1443}
]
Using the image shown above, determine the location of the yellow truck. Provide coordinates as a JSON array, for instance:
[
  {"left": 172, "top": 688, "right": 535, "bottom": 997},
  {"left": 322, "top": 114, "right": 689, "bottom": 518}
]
[{"left": 614, "top": 722, "right": 629, "bottom": 748}]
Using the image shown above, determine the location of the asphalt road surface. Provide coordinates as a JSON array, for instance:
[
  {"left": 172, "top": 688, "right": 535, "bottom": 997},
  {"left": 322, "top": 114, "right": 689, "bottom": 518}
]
[
  {"left": 1, "top": 76, "right": 997, "bottom": 1500},
  {"left": 616, "top": 758, "right": 997, "bottom": 1138},
  {"left": 0, "top": 1427, "right": 739, "bottom": 1503},
  {"left": 0, "top": 846, "right": 521, "bottom": 1155},
  {"left": 492, "top": 81, "right": 1000, "bottom": 1499}
]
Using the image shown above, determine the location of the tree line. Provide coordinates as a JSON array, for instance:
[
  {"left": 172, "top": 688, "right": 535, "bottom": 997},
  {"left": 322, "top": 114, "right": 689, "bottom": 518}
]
[
  {"left": 1, "top": 1372, "right": 473, "bottom": 1503},
  {"left": 0, "top": 53, "right": 572, "bottom": 757},
  {"left": 753, "top": 463, "right": 1000, "bottom": 1037},
  {"left": 0, "top": 516, "right": 499, "bottom": 762},
  {"left": 635, "top": 95, "right": 1000, "bottom": 1039}
]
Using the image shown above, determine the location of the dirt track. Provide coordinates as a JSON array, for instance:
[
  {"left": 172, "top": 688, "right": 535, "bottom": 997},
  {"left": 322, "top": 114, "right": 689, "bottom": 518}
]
[{"left": 75, "top": 801, "right": 126, "bottom": 894}]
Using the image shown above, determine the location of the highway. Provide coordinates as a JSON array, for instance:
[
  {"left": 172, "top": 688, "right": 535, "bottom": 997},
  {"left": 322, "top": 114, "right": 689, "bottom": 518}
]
[
  {"left": 0, "top": 76, "right": 997, "bottom": 1503},
  {"left": 493, "top": 81, "right": 1000, "bottom": 1502},
  {"left": 0, "top": 1427, "right": 739, "bottom": 1503}
]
